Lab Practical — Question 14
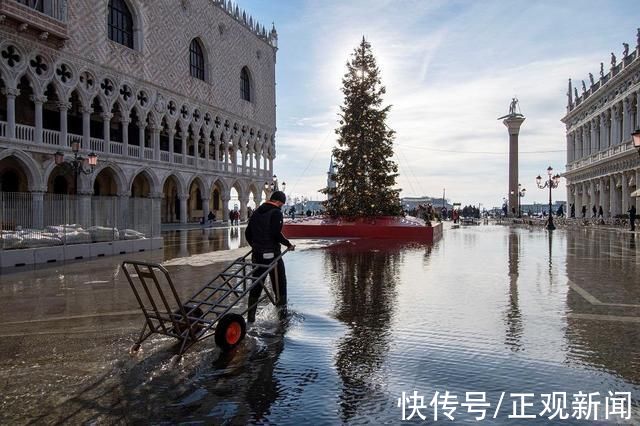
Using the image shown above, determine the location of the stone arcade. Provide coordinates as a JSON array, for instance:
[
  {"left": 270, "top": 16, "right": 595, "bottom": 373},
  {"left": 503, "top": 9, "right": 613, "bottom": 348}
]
[
  {"left": 0, "top": 0, "right": 278, "bottom": 230},
  {"left": 563, "top": 30, "right": 640, "bottom": 217}
]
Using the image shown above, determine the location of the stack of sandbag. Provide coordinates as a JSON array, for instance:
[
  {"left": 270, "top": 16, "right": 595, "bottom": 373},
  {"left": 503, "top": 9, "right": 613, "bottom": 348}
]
[
  {"left": 19, "top": 230, "right": 63, "bottom": 248},
  {"left": 46, "top": 225, "right": 92, "bottom": 245},
  {"left": 87, "top": 226, "right": 119, "bottom": 242},
  {"left": 119, "top": 229, "right": 146, "bottom": 240},
  {"left": 0, "top": 231, "right": 23, "bottom": 249}
]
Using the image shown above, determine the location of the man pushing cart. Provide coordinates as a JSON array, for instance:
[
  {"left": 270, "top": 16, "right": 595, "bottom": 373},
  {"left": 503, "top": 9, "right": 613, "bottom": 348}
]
[{"left": 122, "top": 190, "right": 295, "bottom": 357}]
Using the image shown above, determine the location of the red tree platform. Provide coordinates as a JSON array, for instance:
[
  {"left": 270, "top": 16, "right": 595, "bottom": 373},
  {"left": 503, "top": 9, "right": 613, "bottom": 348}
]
[{"left": 282, "top": 216, "right": 442, "bottom": 243}]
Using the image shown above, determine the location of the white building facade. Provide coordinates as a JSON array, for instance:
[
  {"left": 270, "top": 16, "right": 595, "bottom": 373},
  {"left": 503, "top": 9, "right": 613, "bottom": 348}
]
[
  {"left": 563, "top": 31, "right": 640, "bottom": 218},
  {"left": 0, "top": 0, "right": 278, "bottom": 230}
]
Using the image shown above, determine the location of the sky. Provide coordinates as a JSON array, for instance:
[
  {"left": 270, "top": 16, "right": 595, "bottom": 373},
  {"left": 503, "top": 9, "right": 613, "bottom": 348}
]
[{"left": 239, "top": 0, "right": 638, "bottom": 208}]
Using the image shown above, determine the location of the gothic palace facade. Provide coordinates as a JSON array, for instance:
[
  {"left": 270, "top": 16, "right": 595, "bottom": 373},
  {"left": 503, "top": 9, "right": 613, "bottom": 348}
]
[
  {"left": 563, "top": 30, "right": 640, "bottom": 217},
  {"left": 0, "top": 0, "right": 277, "bottom": 225}
]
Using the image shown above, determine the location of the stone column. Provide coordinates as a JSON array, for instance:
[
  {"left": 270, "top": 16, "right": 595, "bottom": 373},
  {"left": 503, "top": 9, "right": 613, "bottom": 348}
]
[
  {"left": 610, "top": 175, "right": 619, "bottom": 216},
  {"left": 268, "top": 157, "right": 274, "bottom": 177},
  {"left": 150, "top": 193, "right": 162, "bottom": 237},
  {"left": 599, "top": 113, "right": 607, "bottom": 150},
  {"left": 599, "top": 178, "right": 606, "bottom": 213},
  {"left": 589, "top": 180, "right": 595, "bottom": 213},
  {"left": 502, "top": 115, "right": 526, "bottom": 217},
  {"left": 31, "top": 190, "right": 44, "bottom": 229},
  {"left": 78, "top": 191, "right": 93, "bottom": 228},
  {"left": 201, "top": 196, "right": 210, "bottom": 222},
  {"left": 151, "top": 125, "right": 161, "bottom": 161},
  {"left": 82, "top": 107, "right": 92, "bottom": 148},
  {"left": 575, "top": 128, "right": 582, "bottom": 159},
  {"left": 204, "top": 135, "right": 210, "bottom": 167},
  {"left": 102, "top": 112, "right": 112, "bottom": 151},
  {"left": 239, "top": 196, "right": 249, "bottom": 221},
  {"left": 32, "top": 95, "right": 46, "bottom": 144},
  {"left": 621, "top": 173, "right": 629, "bottom": 214},
  {"left": 583, "top": 123, "right": 590, "bottom": 156},
  {"left": 623, "top": 97, "right": 631, "bottom": 141},
  {"left": 58, "top": 101, "right": 70, "bottom": 147},
  {"left": 178, "top": 194, "right": 188, "bottom": 224},
  {"left": 138, "top": 122, "right": 146, "bottom": 159},
  {"left": 4, "top": 87, "right": 19, "bottom": 140},
  {"left": 590, "top": 119, "right": 598, "bottom": 154},
  {"left": 181, "top": 130, "right": 187, "bottom": 158},
  {"left": 118, "top": 193, "right": 130, "bottom": 230},
  {"left": 221, "top": 193, "right": 230, "bottom": 224},
  {"left": 121, "top": 117, "right": 129, "bottom": 155},
  {"left": 603, "top": 176, "right": 610, "bottom": 217},
  {"left": 168, "top": 128, "right": 175, "bottom": 162}
]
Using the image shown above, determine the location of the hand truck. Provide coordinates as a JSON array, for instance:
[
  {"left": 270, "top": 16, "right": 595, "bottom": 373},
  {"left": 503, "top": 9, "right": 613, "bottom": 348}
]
[{"left": 122, "top": 248, "right": 289, "bottom": 357}]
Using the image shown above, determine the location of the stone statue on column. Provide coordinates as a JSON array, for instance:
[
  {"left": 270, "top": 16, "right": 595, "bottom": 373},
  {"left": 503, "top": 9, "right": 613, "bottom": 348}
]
[
  {"left": 610, "top": 52, "right": 617, "bottom": 68},
  {"left": 637, "top": 28, "right": 640, "bottom": 48},
  {"left": 588, "top": 73, "right": 594, "bottom": 86},
  {"left": 567, "top": 78, "right": 573, "bottom": 107},
  {"left": 581, "top": 80, "right": 587, "bottom": 94},
  {"left": 623, "top": 42, "right": 629, "bottom": 58},
  {"left": 574, "top": 87, "right": 579, "bottom": 101},
  {"left": 600, "top": 62, "right": 604, "bottom": 78}
]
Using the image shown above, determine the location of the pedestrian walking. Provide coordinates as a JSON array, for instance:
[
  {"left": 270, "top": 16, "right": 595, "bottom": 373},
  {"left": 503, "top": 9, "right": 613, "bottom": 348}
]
[
  {"left": 570, "top": 204, "right": 575, "bottom": 218},
  {"left": 208, "top": 210, "right": 215, "bottom": 225},
  {"left": 598, "top": 206, "right": 604, "bottom": 218},
  {"left": 629, "top": 205, "right": 636, "bottom": 231},
  {"left": 245, "top": 191, "right": 295, "bottom": 322},
  {"left": 581, "top": 205, "right": 587, "bottom": 218},
  {"left": 591, "top": 205, "right": 597, "bottom": 218}
]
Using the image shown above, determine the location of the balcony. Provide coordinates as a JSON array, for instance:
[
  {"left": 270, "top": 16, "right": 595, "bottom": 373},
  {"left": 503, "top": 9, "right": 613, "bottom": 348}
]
[
  {"left": 0, "top": 120, "right": 271, "bottom": 180},
  {"left": 0, "top": 0, "right": 68, "bottom": 44}
]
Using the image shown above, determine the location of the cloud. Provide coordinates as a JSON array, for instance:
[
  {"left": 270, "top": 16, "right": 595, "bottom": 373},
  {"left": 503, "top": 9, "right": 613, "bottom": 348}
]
[{"left": 269, "top": 0, "right": 636, "bottom": 208}]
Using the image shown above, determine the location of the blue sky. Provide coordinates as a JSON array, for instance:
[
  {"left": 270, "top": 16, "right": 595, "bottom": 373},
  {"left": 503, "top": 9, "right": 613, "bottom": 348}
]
[{"left": 240, "top": 0, "right": 638, "bottom": 208}]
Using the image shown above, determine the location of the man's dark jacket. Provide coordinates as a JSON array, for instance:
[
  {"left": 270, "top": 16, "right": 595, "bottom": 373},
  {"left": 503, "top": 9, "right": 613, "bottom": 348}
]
[{"left": 245, "top": 202, "right": 292, "bottom": 253}]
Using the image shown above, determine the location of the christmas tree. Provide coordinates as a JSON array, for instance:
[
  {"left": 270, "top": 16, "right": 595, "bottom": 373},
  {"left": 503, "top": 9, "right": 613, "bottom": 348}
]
[{"left": 323, "top": 37, "right": 403, "bottom": 218}]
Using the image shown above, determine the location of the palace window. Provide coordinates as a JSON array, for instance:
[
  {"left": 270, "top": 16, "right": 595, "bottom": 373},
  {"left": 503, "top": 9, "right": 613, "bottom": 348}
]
[
  {"left": 190, "top": 39, "right": 205, "bottom": 81},
  {"left": 240, "top": 67, "right": 251, "bottom": 102},
  {"left": 108, "top": 0, "right": 134, "bottom": 49}
]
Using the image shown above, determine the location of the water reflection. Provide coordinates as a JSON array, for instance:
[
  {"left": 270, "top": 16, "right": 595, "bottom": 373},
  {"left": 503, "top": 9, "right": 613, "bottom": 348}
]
[
  {"left": 504, "top": 231, "right": 523, "bottom": 352},
  {"left": 162, "top": 227, "right": 248, "bottom": 260},
  {"left": 324, "top": 240, "right": 402, "bottom": 423},
  {"left": 564, "top": 229, "right": 640, "bottom": 385}
]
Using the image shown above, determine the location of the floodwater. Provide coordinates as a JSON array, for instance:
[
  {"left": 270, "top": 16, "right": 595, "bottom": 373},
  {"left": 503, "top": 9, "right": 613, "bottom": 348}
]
[{"left": 0, "top": 224, "right": 639, "bottom": 424}]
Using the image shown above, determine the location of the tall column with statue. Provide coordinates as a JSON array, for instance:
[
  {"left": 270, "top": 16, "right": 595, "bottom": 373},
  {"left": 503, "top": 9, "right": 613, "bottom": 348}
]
[{"left": 498, "top": 98, "right": 526, "bottom": 217}]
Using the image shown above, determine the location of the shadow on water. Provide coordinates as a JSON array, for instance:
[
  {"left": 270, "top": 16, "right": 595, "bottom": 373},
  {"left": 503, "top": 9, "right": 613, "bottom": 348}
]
[{"left": 323, "top": 239, "right": 411, "bottom": 423}]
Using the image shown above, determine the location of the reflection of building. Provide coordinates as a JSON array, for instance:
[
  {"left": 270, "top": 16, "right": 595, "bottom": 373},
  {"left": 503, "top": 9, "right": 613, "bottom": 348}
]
[
  {"left": 0, "top": 0, "right": 277, "bottom": 228},
  {"left": 564, "top": 230, "right": 640, "bottom": 384},
  {"left": 563, "top": 32, "right": 640, "bottom": 217}
]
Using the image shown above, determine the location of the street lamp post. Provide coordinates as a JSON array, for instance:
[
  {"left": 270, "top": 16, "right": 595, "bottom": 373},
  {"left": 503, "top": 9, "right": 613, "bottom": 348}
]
[
  {"left": 536, "top": 166, "right": 561, "bottom": 231},
  {"left": 264, "top": 174, "right": 280, "bottom": 198},
  {"left": 54, "top": 141, "right": 98, "bottom": 194},
  {"left": 632, "top": 129, "right": 640, "bottom": 156}
]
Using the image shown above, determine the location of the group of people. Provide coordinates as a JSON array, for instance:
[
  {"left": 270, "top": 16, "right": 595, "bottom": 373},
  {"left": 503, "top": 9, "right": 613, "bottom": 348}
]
[{"left": 568, "top": 203, "right": 637, "bottom": 231}]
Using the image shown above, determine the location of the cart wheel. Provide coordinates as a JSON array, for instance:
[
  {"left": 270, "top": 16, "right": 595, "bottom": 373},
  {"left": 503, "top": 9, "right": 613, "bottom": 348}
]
[{"left": 215, "top": 313, "right": 246, "bottom": 352}]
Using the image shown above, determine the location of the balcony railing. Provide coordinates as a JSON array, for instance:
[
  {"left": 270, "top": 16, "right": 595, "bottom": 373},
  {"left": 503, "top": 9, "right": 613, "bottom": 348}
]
[{"left": 0, "top": 121, "right": 266, "bottom": 178}]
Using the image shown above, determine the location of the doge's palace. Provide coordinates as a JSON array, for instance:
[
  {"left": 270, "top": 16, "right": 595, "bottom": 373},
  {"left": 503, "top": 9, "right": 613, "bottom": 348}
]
[
  {"left": 563, "top": 29, "right": 640, "bottom": 218},
  {"left": 0, "top": 0, "right": 278, "bottom": 230}
]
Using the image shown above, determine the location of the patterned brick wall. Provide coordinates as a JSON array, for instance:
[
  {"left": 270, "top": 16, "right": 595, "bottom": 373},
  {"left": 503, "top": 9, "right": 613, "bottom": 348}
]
[{"left": 64, "top": 0, "right": 276, "bottom": 130}]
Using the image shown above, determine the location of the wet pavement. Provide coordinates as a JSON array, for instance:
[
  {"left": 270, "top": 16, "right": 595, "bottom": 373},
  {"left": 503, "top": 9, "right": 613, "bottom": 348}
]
[{"left": 0, "top": 224, "right": 639, "bottom": 424}]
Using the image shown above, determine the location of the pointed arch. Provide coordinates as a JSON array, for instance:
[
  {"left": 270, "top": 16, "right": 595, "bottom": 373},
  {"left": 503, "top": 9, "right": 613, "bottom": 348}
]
[
  {"left": 189, "top": 38, "right": 207, "bottom": 81},
  {"left": 0, "top": 150, "right": 44, "bottom": 192}
]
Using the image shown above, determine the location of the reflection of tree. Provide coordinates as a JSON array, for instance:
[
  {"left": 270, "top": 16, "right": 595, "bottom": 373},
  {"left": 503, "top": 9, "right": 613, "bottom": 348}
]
[
  {"left": 504, "top": 231, "right": 523, "bottom": 352},
  {"left": 325, "top": 240, "right": 401, "bottom": 423}
]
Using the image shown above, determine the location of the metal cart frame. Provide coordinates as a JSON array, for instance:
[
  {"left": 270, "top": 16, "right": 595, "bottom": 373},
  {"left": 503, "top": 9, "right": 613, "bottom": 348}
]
[{"left": 122, "top": 248, "right": 289, "bottom": 356}]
